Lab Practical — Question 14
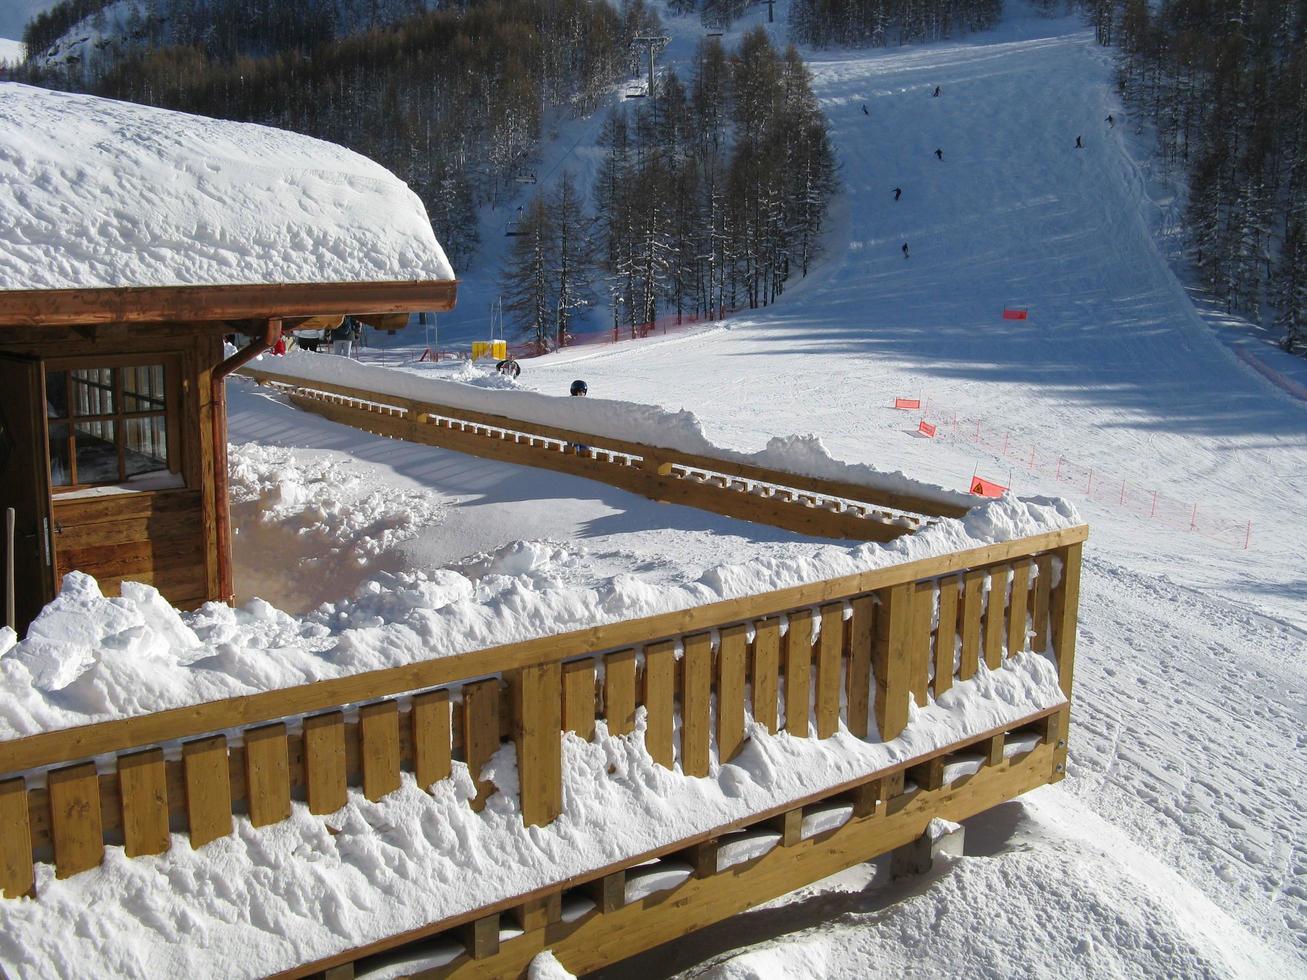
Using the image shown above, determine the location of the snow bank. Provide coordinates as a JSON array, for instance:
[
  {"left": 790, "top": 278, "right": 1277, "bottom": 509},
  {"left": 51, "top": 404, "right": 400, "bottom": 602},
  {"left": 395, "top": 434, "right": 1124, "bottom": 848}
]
[
  {"left": 251, "top": 351, "right": 977, "bottom": 511},
  {"left": 0, "top": 652, "right": 1067, "bottom": 980},
  {"left": 0, "top": 486, "right": 1076, "bottom": 741},
  {"left": 0, "top": 83, "right": 453, "bottom": 291}
]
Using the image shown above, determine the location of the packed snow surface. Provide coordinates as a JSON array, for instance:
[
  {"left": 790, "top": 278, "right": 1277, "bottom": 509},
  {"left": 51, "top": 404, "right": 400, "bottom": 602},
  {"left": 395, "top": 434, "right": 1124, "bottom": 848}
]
[
  {"left": 0, "top": 38, "right": 23, "bottom": 64},
  {"left": 0, "top": 82, "right": 453, "bottom": 291}
]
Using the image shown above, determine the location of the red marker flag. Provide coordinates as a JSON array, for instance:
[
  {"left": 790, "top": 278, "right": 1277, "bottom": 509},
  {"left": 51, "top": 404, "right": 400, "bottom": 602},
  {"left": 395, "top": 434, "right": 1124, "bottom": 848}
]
[
  {"left": 970, "top": 476, "right": 1007, "bottom": 498},
  {"left": 894, "top": 397, "right": 921, "bottom": 410},
  {"left": 1003, "top": 308, "right": 1029, "bottom": 320},
  {"left": 918, "top": 420, "right": 937, "bottom": 438}
]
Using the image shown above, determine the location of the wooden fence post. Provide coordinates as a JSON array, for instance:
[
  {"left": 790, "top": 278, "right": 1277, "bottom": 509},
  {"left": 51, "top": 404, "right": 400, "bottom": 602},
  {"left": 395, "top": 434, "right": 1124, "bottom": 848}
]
[
  {"left": 846, "top": 597, "right": 874, "bottom": 738},
  {"left": 873, "top": 584, "right": 912, "bottom": 741},
  {"left": 644, "top": 641, "right": 676, "bottom": 768},
  {"left": 511, "top": 662, "right": 563, "bottom": 827},
  {"left": 909, "top": 582, "right": 934, "bottom": 706},
  {"left": 784, "top": 610, "right": 813, "bottom": 737},
  {"left": 0, "top": 778, "right": 33, "bottom": 898},
  {"left": 48, "top": 763, "right": 103, "bottom": 878},
  {"left": 1047, "top": 542, "right": 1082, "bottom": 782},
  {"left": 751, "top": 618, "right": 781, "bottom": 734},
  {"left": 463, "top": 680, "right": 501, "bottom": 812},
  {"left": 816, "top": 604, "right": 844, "bottom": 738},
  {"left": 718, "top": 626, "right": 748, "bottom": 762},
  {"left": 681, "top": 633, "right": 712, "bottom": 777}
]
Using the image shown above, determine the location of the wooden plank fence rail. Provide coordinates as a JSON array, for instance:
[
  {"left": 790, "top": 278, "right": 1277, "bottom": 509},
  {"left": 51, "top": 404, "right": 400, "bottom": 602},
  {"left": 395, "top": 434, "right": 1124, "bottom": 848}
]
[
  {"left": 0, "top": 527, "right": 1085, "bottom": 900},
  {"left": 237, "top": 365, "right": 973, "bottom": 541}
]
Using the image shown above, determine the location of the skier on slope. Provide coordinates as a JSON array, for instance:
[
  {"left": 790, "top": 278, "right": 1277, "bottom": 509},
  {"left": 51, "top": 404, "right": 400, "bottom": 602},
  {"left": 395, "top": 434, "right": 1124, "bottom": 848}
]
[
  {"left": 902, "top": 242, "right": 910, "bottom": 259},
  {"left": 1075, "top": 135, "right": 1083, "bottom": 149},
  {"left": 893, "top": 187, "right": 902, "bottom": 201},
  {"left": 862, "top": 104, "right": 869, "bottom": 115},
  {"left": 935, "top": 148, "right": 943, "bottom": 160},
  {"left": 1105, "top": 114, "right": 1114, "bottom": 127},
  {"left": 933, "top": 86, "right": 941, "bottom": 97}
]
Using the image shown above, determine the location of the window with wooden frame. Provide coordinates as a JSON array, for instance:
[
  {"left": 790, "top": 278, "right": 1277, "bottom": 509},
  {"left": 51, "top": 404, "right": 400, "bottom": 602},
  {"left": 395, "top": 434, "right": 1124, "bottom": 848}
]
[{"left": 44, "top": 356, "right": 183, "bottom": 491}]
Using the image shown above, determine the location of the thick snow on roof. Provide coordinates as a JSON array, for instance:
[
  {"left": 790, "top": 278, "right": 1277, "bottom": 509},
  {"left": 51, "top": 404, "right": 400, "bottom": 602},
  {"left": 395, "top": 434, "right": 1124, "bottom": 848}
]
[{"left": 0, "top": 83, "right": 454, "bottom": 291}]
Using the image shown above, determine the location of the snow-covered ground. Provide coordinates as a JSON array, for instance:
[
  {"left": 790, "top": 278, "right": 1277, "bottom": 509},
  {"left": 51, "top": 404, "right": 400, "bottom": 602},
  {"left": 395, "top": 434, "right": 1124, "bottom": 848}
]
[{"left": 0, "top": 37, "right": 24, "bottom": 64}]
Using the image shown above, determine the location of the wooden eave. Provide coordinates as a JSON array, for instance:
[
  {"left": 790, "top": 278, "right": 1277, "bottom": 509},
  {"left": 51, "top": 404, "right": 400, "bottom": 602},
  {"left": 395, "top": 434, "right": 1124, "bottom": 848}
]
[{"left": 0, "top": 278, "right": 459, "bottom": 328}]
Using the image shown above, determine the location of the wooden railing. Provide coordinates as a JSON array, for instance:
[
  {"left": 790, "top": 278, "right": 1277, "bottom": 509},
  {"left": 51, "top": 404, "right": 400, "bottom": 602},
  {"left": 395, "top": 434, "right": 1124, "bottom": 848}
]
[
  {"left": 0, "top": 527, "right": 1084, "bottom": 902},
  {"left": 239, "top": 365, "right": 973, "bottom": 541}
]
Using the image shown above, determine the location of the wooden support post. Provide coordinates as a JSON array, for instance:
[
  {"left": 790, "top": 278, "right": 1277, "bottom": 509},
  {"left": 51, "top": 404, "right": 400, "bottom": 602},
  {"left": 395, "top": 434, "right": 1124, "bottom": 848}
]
[
  {"left": 603, "top": 649, "right": 637, "bottom": 737},
  {"left": 873, "top": 584, "right": 912, "bottom": 741},
  {"left": 815, "top": 604, "right": 844, "bottom": 738},
  {"left": 561, "top": 660, "right": 596, "bottom": 741},
  {"left": 1007, "top": 559, "right": 1031, "bottom": 657},
  {"left": 959, "top": 569, "right": 984, "bottom": 679},
  {"left": 934, "top": 576, "right": 959, "bottom": 698},
  {"left": 983, "top": 566, "right": 1006, "bottom": 670},
  {"left": 183, "top": 735, "right": 231, "bottom": 848},
  {"left": 644, "top": 641, "right": 676, "bottom": 768},
  {"left": 681, "top": 633, "right": 712, "bottom": 778},
  {"left": 846, "top": 596, "right": 874, "bottom": 738},
  {"left": 909, "top": 581, "right": 934, "bottom": 707},
  {"left": 245, "top": 723, "right": 291, "bottom": 828},
  {"left": 514, "top": 893, "right": 562, "bottom": 933},
  {"left": 412, "top": 690, "right": 452, "bottom": 790},
  {"left": 851, "top": 780, "right": 878, "bottom": 819},
  {"left": 906, "top": 757, "right": 945, "bottom": 792},
  {"left": 986, "top": 733, "right": 1005, "bottom": 767},
  {"left": 1047, "top": 542, "right": 1082, "bottom": 782},
  {"left": 0, "top": 778, "right": 33, "bottom": 898},
  {"left": 680, "top": 839, "right": 719, "bottom": 879},
  {"left": 304, "top": 712, "right": 348, "bottom": 814},
  {"left": 751, "top": 618, "right": 781, "bottom": 734},
  {"left": 462, "top": 679, "right": 501, "bottom": 812},
  {"left": 510, "top": 662, "right": 563, "bottom": 827},
  {"left": 460, "top": 913, "right": 500, "bottom": 960},
  {"left": 718, "top": 625, "right": 748, "bottom": 762},
  {"left": 590, "top": 871, "right": 627, "bottom": 914},
  {"left": 1032, "top": 553, "right": 1053, "bottom": 651},
  {"left": 49, "top": 763, "right": 103, "bottom": 878},
  {"left": 360, "top": 701, "right": 402, "bottom": 802},
  {"left": 774, "top": 807, "right": 803, "bottom": 847},
  {"left": 118, "top": 748, "right": 170, "bottom": 858},
  {"left": 322, "top": 965, "right": 354, "bottom": 980},
  {"left": 784, "top": 609, "right": 813, "bottom": 737}
]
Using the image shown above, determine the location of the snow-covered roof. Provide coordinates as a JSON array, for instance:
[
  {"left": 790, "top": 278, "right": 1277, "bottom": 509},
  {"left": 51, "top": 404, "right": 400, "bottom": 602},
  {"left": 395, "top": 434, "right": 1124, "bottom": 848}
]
[{"left": 0, "top": 83, "right": 454, "bottom": 292}]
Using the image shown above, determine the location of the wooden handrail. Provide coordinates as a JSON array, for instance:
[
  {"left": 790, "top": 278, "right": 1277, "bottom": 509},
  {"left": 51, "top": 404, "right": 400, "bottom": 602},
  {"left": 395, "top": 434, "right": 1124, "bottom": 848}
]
[{"left": 0, "top": 525, "right": 1086, "bottom": 775}]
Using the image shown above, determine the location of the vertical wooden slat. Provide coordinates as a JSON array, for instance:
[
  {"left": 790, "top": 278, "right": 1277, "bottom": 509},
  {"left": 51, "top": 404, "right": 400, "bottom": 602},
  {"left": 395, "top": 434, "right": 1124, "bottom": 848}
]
[
  {"left": 873, "top": 583, "right": 912, "bottom": 741},
  {"left": 718, "top": 625, "right": 748, "bottom": 763},
  {"left": 784, "top": 609, "right": 813, "bottom": 737},
  {"left": 562, "top": 660, "right": 597, "bottom": 741},
  {"left": 960, "top": 569, "right": 985, "bottom": 679},
  {"left": 604, "top": 649, "right": 637, "bottom": 737},
  {"left": 119, "top": 748, "right": 170, "bottom": 857},
  {"left": 1048, "top": 543, "right": 1083, "bottom": 782},
  {"left": 1007, "top": 559, "right": 1032, "bottom": 657},
  {"left": 846, "top": 596, "right": 874, "bottom": 738},
  {"left": 816, "top": 604, "right": 844, "bottom": 738},
  {"left": 511, "top": 662, "right": 563, "bottom": 827},
  {"left": 360, "top": 701, "right": 402, "bottom": 802},
  {"left": 751, "top": 618, "right": 781, "bottom": 734},
  {"left": 1032, "top": 553, "right": 1053, "bottom": 651},
  {"left": 48, "top": 763, "right": 103, "bottom": 878},
  {"left": 183, "top": 735, "right": 231, "bottom": 848},
  {"left": 412, "top": 690, "right": 452, "bottom": 790},
  {"left": 303, "top": 711, "right": 348, "bottom": 814},
  {"left": 909, "top": 581, "right": 934, "bottom": 706},
  {"left": 245, "top": 723, "right": 291, "bottom": 828},
  {"left": 644, "top": 641, "right": 676, "bottom": 768},
  {"left": 983, "top": 566, "right": 1006, "bottom": 670},
  {"left": 934, "top": 576, "right": 959, "bottom": 698},
  {"left": 0, "top": 778, "right": 33, "bottom": 898},
  {"left": 463, "top": 679, "right": 501, "bottom": 811},
  {"left": 681, "top": 632, "right": 712, "bottom": 777}
]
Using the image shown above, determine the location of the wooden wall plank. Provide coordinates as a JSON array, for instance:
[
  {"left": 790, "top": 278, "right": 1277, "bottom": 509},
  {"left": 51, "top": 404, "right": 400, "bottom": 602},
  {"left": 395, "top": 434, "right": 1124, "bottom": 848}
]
[
  {"left": 846, "top": 597, "right": 874, "bottom": 738},
  {"left": 873, "top": 584, "right": 912, "bottom": 741},
  {"left": 1007, "top": 559, "right": 1032, "bottom": 658},
  {"left": 816, "top": 604, "right": 844, "bottom": 739},
  {"left": 983, "top": 567, "right": 1006, "bottom": 671},
  {"left": 784, "top": 610, "right": 813, "bottom": 737},
  {"left": 1032, "top": 553, "right": 1053, "bottom": 651},
  {"left": 718, "top": 625, "right": 748, "bottom": 763},
  {"left": 960, "top": 569, "right": 985, "bottom": 680},
  {"left": 511, "top": 663, "right": 563, "bottom": 827},
  {"left": 304, "top": 712, "right": 348, "bottom": 814},
  {"left": 604, "top": 649, "right": 637, "bottom": 737},
  {"left": 0, "top": 778, "right": 33, "bottom": 899},
  {"left": 643, "top": 642, "right": 676, "bottom": 769},
  {"left": 360, "top": 702, "right": 402, "bottom": 803},
  {"left": 909, "top": 581, "right": 934, "bottom": 707},
  {"left": 681, "top": 633, "right": 711, "bottom": 778},
  {"left": 412, "top": 690, "right": 452, "bottom": 790},
  {"left": 934, "top": 576, "right": 959, "bottom": 698},
  {"left": 751, "top": 618, "right": 781, "bottom": 735},
  {"left": 245, "top": 723, "right": 291, "bottom": 828},
  {"left": 562, "top": 661, "right": 596, "bottom": 742},
  {"left": 462, "top": 679, "right": 501, "bottom": 812},
  {"left": 118, "top": 748, "right": 170, "bottom": 857},
  {"left": 183, "top": 735, "right": 231, "bottom": 848},
  {"left": 48, "top": 763, "right": 103, "bottom": 878}
]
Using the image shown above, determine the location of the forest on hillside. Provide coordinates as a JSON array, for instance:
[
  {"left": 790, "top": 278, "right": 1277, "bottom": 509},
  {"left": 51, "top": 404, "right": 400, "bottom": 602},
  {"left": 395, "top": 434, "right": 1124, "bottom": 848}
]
[
  {"left": 1081, "top": 0, "right": 1307, "bottom": 353},
  {"left": 502, "top": 29, "right": 837, "bottom": 349}
]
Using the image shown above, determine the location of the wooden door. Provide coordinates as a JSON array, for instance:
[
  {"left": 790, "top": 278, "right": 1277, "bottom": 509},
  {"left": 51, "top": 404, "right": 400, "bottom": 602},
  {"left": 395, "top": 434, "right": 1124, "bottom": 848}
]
[{"left": 0, "top": 355, "right": 56, "bottom": 634}]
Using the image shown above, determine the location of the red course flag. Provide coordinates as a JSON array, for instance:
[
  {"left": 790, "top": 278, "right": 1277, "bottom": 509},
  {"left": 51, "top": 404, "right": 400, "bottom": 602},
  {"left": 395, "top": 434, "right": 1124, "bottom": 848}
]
[
  {"left": 918, "top": 420, "right": 937, "bottom": 438},
  {"left": 970, "top": 476, "right": 1007, "bottom": 498},
  {"left": 894, "top": 397, "right": 921, "bottom": 410},
  {"left": 1002, "top": 308, "right": 1029, "bottom": 320}
]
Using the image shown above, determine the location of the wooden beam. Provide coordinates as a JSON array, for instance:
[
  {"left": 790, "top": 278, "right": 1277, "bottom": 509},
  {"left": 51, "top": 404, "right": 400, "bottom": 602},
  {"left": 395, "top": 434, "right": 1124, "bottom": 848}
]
[{"left": 0, "top": 279, "right": 459, "bottom": 328}]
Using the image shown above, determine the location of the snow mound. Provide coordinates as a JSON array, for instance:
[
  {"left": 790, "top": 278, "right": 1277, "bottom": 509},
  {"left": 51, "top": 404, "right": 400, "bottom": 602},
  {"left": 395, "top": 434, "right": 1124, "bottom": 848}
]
[{"left": 0, "top": 82, "right": 453, "bottom": 291}]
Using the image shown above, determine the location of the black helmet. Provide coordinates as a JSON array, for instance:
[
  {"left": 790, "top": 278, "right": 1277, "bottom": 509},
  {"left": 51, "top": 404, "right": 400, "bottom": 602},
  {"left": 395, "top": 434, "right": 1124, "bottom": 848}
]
[{"left": 570, "top": 379, "right": 588, "bottom": 396}]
